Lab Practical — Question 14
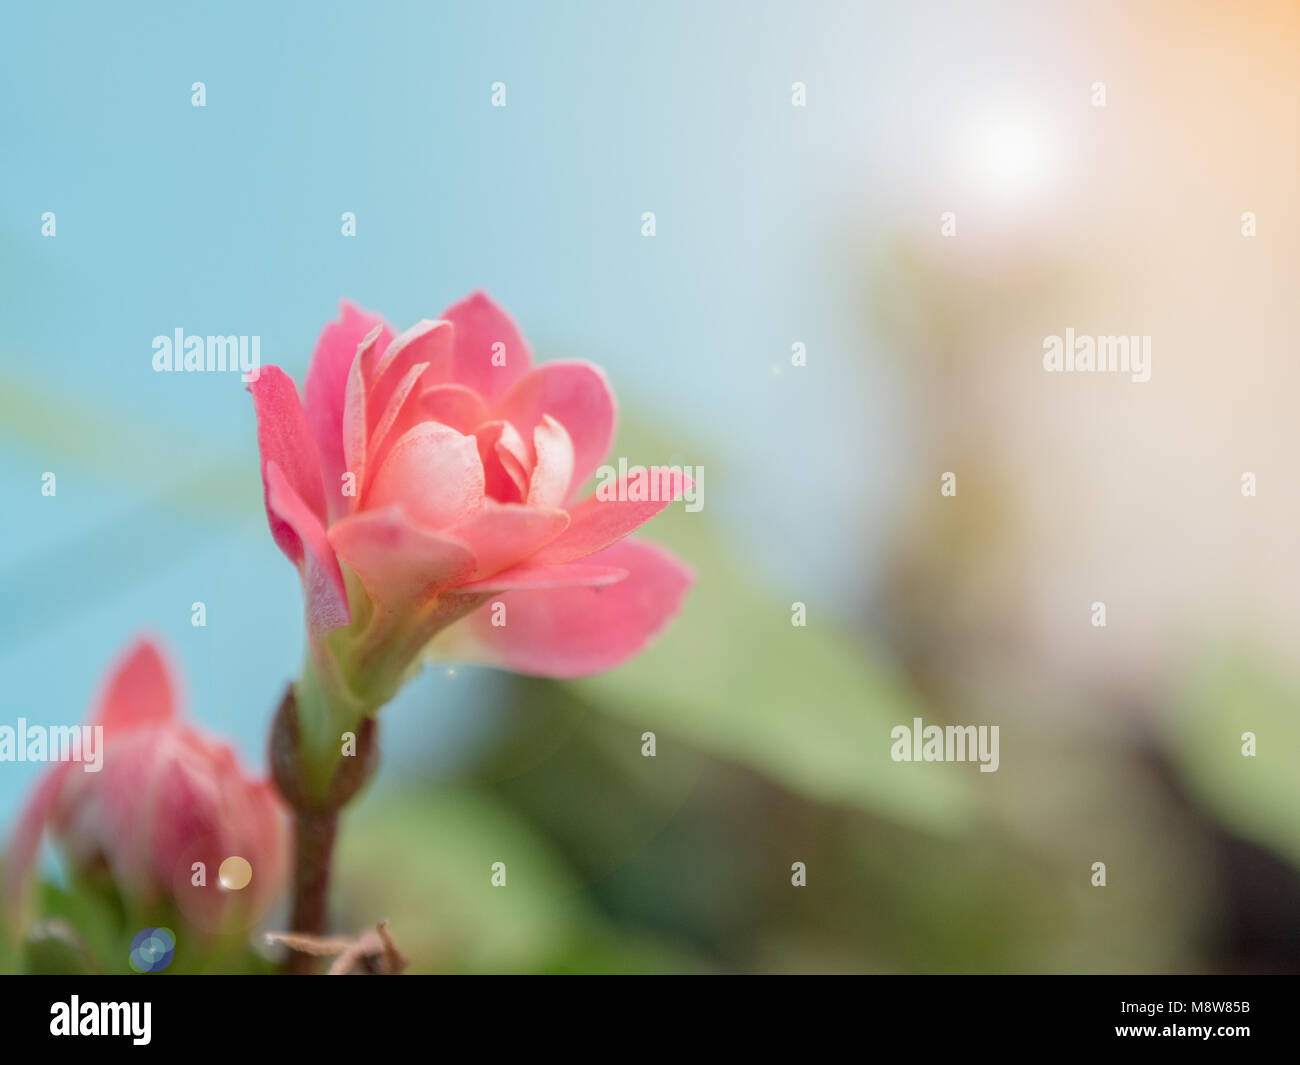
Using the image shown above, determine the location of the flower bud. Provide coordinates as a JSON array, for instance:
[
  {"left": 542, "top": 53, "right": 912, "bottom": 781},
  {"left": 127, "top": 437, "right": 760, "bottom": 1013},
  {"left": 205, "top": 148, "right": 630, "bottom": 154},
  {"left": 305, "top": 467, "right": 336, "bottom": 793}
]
[{"left": 4, "top": 639, "right": 288, "bottom": 940}]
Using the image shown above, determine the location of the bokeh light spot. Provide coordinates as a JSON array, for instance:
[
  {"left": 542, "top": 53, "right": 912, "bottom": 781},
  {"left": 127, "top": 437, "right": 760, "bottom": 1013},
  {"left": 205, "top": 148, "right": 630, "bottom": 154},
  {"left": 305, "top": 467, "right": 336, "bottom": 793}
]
[{"left": 218, "top": 855, "right": 252, "bottom": 891}]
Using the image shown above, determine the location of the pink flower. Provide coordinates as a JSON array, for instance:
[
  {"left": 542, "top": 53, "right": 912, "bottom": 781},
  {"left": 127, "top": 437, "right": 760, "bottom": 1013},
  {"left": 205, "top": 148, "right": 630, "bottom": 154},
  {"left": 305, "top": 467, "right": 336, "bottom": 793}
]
[
  {"left": 4, "top": 639, "right": 288, "bottom": 936},
  {"left": 248, "top": 292, "right": 693, "bottom": 723}
]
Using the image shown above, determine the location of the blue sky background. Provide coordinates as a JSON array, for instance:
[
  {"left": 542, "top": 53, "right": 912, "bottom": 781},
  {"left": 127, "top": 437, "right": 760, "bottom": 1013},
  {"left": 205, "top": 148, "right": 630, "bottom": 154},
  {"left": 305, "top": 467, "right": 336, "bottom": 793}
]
[{"left": 0, "top": 0, "right": 1068, "bottom": 822}]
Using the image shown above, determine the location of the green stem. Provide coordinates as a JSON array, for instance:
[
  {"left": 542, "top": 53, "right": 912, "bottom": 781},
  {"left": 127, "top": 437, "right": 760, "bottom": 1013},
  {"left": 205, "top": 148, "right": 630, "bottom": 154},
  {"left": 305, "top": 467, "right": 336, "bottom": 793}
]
[
  {"left": 285, "top": 809, "right": 338, "bottom": 975},
  {"left": 269, "top": 688, "right": 378, "bottom": 975}
]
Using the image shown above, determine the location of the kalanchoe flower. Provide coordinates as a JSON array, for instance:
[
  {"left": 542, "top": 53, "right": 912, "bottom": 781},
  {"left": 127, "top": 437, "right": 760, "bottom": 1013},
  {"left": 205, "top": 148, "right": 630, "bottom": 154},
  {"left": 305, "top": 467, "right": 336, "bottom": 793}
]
[
  {"left": 4, "top": 639, "right": 288, "bottom": 937},
  {"left": 249, "top": 292, "right": 693, "bottom": 789}
]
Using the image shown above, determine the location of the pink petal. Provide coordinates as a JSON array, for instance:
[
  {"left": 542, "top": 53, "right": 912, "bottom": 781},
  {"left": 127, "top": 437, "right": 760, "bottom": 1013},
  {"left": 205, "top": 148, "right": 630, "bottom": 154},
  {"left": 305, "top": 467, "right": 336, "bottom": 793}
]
[
  {"left": 439, "top": 290, "right": 532, "bottom": 404},
  {"left": 265, "top": 461, "right": 351, "bottom": 632},
  {"left": 456, "top": 538, "right": 693, "bottom": 677},
  {"left": 534, "top": 469, "right": 690, "bottom": 565},
  {"left": 448, "top": 501, "right": 570, "bottom": 579},
  {"left": 475, "top": 420, "right": 529, "bottom": 503},
  {"left": 365, "top": 360, "right": 429, "bottom": 478},
  {"left": 370, "top": 320, "right": 454, "bottom": 425},
  {"left": 329, "top": 507, "right": 477, "bottom": 618},
  {"left": 526, "top": 415, "right": 575, "bottom": 509},
  {"left": 91, "top": 638, "right": 179, "bottom": 732},
  {"left": 56, "top": 727, "right": 170, "bottom": 902},
  {"left": 149, "top": 731, "right": 286, "bottom": 928},
  {"left": 420, "top": 384, "right": 489, "bottom": 435},
  {"left": 304, "top": 302, "right": 393, "bottom": 519},
  {"left": 494, "top": 361, "right": 616, "bottom": 501},
  {"left": 365, "top": 423, "right": 485, "bottom": 531},
  {"left": 249, "top": 367, "right": 329, "bottom": 564},
  {"left": 146, "top": 741, "right": 228, "bottom": 890},
  {"left": 458, "top": 561, "right": 628, "bottom": 593},
  {"left": 340, "top": 325, "right": 387, "bottom": 505}
]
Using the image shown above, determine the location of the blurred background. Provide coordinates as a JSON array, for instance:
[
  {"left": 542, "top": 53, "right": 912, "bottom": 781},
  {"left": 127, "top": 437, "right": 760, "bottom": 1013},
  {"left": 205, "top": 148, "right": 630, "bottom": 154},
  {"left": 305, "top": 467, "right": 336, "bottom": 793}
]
[{"left": 1, "top": 0, "right": 1298, "bottom": 972}]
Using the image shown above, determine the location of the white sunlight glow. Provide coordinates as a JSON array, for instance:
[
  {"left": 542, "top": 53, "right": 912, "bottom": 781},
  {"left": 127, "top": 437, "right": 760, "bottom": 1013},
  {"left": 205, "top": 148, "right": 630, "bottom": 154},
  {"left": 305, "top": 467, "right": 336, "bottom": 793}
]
[{"left": 968, "top": 108, "right": 1057, "bottom": 203}]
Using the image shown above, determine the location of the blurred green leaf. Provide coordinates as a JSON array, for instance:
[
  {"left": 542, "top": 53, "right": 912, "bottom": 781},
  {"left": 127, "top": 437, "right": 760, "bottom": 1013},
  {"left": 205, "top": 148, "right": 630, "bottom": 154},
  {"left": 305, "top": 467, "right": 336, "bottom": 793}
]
[
  {"left": 569, "top": 418, "right": 973, "bottom": 833},
  {"left": 1170, "top": 650, "right": 1300, "bottom": 870},
  {"left": 334, "top": 784, "right": 701, "bottom": 973},
  {"left": 21, "top": 919, "right": 97, "bottom": 975}
]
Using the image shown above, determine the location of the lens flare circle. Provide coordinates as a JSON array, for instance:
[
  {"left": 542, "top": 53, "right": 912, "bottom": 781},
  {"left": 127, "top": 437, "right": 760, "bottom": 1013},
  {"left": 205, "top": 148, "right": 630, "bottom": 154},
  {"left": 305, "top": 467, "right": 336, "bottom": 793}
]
[{"left": 128, "top": 926, "right": 176, "bottom": 973}]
